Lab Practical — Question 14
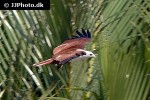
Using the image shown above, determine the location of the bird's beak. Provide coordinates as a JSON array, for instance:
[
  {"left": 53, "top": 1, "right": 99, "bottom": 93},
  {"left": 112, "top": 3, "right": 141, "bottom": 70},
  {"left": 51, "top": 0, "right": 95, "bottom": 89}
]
[{"left": 92, "top": 54, "right": 96, "bottom": 58}]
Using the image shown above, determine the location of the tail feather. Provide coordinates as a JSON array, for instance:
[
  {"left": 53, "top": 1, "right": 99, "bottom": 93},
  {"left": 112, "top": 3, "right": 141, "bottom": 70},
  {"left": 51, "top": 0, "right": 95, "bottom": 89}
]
[{"left": 33, "top": 59, "right": 53, "bottom": 67}]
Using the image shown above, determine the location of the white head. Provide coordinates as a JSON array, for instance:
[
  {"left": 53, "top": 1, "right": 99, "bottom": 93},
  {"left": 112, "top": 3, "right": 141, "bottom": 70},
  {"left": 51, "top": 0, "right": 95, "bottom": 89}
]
[
  {"left": 70, "top": 49, "right": 95, "bottom": 62},
  {"left": 77, "top": 49, "right": 96, "bottom": 58},
  {"left": 82, "top": 50, "right": 96, "bottom": 58}
]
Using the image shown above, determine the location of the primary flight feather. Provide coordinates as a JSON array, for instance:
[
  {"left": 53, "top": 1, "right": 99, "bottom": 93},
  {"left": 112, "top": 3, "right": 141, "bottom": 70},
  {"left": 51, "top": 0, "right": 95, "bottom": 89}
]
[{"left": 33, "top": 29, "right": 95, "bottom": 67}]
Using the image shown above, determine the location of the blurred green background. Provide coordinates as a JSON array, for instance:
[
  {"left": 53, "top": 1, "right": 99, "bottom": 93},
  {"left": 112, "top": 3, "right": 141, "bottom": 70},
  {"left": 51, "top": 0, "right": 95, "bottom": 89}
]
[{"left": 0, "top": 0, "right": 150, "bottom": 100}]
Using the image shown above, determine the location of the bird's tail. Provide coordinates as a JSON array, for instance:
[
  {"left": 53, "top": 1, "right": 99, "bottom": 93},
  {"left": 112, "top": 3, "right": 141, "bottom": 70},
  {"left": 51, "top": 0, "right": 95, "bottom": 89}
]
[{"left": 33, "top": 59, "right": 53, "bottom": 67}]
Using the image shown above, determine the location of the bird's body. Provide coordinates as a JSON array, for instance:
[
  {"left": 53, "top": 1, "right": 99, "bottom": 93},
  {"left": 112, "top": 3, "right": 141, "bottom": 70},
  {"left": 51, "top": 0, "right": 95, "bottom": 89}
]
[{"left": 33, "top": 29, "right": 95, "bottom": 68}]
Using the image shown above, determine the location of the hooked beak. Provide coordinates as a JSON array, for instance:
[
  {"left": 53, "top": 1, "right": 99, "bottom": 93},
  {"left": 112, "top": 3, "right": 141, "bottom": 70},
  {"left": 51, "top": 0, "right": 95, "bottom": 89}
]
[{"left": 92, "top": 54, "right": 96, "bottom": 58}]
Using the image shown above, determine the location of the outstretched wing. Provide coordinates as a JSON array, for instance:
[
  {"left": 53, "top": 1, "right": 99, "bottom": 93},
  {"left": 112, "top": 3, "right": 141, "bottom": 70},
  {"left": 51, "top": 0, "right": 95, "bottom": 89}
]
[
  {"left": 53, "top": 29, "right": 91, "bottom": 55},
  {"left": 53, "top": 48, "right": 85, "bottom": 65},
  {"left": 33, "top": 58, "right": 53, "bottom": 67}
]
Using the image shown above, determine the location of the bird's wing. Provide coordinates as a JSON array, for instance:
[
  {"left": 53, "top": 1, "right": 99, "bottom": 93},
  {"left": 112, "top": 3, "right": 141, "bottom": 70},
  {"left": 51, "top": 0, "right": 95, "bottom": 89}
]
[
  {"left": 53, "top": 48, "right": 85, "bottom": 65},
  {"left": 53, "top": 38, "right": 90, "bottom": 55},
  {"left": 33, "top": 58, "right": 53, "bottom": 67},
  {"left": 53, "top": 29, "right": 91, "bottom": 55}
]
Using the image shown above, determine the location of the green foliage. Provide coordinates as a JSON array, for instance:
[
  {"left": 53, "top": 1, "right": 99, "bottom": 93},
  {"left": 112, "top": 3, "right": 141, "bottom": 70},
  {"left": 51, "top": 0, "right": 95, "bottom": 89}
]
[{"left": 0, "top": 0, "right": 150, "bottom": 100}]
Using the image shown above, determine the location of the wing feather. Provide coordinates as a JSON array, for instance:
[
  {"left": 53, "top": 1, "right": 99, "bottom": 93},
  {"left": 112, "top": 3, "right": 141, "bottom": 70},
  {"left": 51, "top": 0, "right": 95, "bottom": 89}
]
[
  {"left": 87, "top": 30, "right": 91, "bottom": 38},
  {"left": 53, "top": 38, "right": 90, "bottom": 55},
  {"left": 33, "top": 58, "right": 53, "bottom": 66},
  {"left": 82, "top": 28, "right": 88, "bottom": 37},
  {"left": 76, "top": 31, "right": 84, "bottom": 37},
  {"left": 53, "top": 29, "right": 91, "bottom": 55},
  {"left": 53, "top": 49, "right": 83, "bottom": 64}
]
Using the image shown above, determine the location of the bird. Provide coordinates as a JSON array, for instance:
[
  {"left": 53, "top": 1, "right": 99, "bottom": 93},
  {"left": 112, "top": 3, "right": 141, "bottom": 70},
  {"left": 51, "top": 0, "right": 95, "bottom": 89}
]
[{"left": 33, "top": 29, "right": 95, "bottom": 69}]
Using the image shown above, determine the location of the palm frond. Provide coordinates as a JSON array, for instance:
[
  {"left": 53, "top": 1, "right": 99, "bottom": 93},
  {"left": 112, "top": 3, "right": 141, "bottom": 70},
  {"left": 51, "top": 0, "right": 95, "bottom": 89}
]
[{"left": 0, "top": 0, "right": 150, "bottom": 100}]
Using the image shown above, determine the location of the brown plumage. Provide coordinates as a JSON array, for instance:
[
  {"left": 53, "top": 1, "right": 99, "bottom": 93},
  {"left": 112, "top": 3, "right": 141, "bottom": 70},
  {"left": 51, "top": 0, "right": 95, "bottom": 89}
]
[
  {"left": 53, "top": 38, "right": 90, "bottom": 55},
  {"left": 33, "top": 29, "right": 93, "bottom": 68}
]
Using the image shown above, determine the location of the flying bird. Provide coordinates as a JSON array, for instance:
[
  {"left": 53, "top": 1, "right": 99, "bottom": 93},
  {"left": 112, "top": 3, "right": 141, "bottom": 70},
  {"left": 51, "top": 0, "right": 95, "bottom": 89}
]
[{"left": 33, "top": 29, "right": 95, "bottom": 69}]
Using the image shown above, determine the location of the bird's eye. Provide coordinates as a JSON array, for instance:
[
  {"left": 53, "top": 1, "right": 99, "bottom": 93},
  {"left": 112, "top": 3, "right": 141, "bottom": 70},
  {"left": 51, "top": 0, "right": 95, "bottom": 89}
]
[{"left": 90, "top": 54, "right": 92, "bottom": 56}]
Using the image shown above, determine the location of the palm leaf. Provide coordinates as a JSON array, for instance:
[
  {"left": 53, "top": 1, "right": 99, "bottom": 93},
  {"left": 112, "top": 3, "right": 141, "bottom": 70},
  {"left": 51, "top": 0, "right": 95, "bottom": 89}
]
[{"left": 0, "top": 0, "right": 150, "bottom": 100}]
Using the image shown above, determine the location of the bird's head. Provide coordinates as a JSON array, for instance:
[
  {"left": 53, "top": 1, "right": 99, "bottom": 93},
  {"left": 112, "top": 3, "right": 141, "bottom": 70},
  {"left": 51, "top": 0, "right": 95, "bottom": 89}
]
[
  {"left": 83, "top": 50, "right": 96, "bottom": 58},
  {"left": 77, "top": 49, "right": 96, "bottom": 58}
]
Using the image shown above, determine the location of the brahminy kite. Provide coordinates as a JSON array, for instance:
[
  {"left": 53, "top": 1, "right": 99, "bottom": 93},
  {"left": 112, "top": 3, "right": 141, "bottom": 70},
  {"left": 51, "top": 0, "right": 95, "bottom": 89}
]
[{"left": 33, "top": 29, "right": 95, "bottom": 69}]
